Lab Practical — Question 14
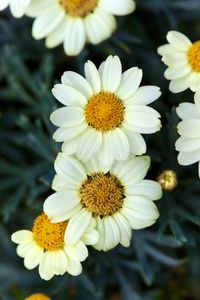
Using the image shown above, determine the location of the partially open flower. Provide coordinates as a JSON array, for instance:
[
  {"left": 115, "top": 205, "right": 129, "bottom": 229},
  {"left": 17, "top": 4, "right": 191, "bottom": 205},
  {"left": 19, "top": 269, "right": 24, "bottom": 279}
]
[
  {"left": 11, "top": 213, "right": 98, "bottom": 280},
  {"left": 44, "top": 153, "right": 162, "bottom": 251},
  {"left": 157, "top": 170, "right": 178, "bottom": 192}
]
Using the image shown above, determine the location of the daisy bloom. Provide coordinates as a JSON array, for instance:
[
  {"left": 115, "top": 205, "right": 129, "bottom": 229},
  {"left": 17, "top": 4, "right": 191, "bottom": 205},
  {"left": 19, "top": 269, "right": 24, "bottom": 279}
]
[
  {"left": 25, "top": 294, "right": 51, "bottom": 300},
  {"left": 26, "top": 0, "right": 135, "bottom": 56},
  {"left": 44, "top": 153, "right": 162, "bottom": 251},
  {"left": 175, "top": 92, "right": 200, "bottom": 177},
  {"left": 158, "top": 31, "right": 200, "bottom": 93},
  {"left": 51, "top": 55, "right": 161, "bottom": 164},
  {"left": 11, "top": 213, "right": 98, "bottom": 280},
  {"left": 0, "top": 0, "right": 31, "bottom": 17}
]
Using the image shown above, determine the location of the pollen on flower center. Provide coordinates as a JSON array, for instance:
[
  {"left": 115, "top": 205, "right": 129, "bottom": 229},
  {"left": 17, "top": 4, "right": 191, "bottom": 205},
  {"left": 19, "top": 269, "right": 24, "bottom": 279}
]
[
  {"left": 32, "top": 213, "right": 67, "bottom": 251},
  {"left": 85, "top": 92, "right": 125, "bottom": 132},
  {"left": 80, "top": 173, "right": 124, "bottom": 217},
  {"left": 187, "top": 41, "right": 200, "bottom": 72},
  {"left": 59, "top": 0, "right": 98, "bottom": 18}
]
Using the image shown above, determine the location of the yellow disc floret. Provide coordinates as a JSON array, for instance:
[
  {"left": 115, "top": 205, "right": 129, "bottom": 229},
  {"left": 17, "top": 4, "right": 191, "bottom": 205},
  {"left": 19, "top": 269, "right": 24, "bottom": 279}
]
[
  {"left": 85, "top": 92, "right": 125, "bottom": 132},
  {"left": 59, "top": 0, "right": 98, "bottom": 18},
  {"left": 187, "top": 41, "right": 200, "bottom": 72},
  {"left": 25, "top": 293, "right": 52, "bottom": 300},
  {"left": 32, "top": 213, "right": 67, "bottom": 251},
  {"left": 80, "top": 173, "right": 124, "bottom": 217}
]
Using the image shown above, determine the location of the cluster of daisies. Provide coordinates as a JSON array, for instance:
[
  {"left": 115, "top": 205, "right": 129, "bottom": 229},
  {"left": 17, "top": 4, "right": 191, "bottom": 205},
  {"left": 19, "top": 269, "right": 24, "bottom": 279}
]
[
  {"left": 11, "top": 55, "right": 163, "bottom": 280},
  {"left": 158, "top": 31, "right": 200, "bottom": 178},
  {"left": 0, "top": 0, "right": 135, "bottom": 56}
]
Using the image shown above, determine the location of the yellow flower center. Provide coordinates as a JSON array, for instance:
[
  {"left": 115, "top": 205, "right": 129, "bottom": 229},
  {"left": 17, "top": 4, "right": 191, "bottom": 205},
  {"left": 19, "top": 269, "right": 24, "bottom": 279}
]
[
  {"left": 85, "top": 92, "right": 125, "bottom": 132},
  {"left": 25, "top": 294, "right": 51, "bottom": 300},
  {"left": 59, "top": 0, "right": 98, "bottom": 18},
  {"left": 80, "top": 173, "right": 124, "bottom": 217},
  {"left": 32, "top": 213, "right": 67, "bottom": 251},
  {"left": 187, "top": 41, "right": 200, "bottom": 72}
]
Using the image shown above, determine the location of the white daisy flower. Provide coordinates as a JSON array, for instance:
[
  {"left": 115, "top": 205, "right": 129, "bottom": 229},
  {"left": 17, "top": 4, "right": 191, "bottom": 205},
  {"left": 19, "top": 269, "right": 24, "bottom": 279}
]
[
  {"left": 175, "top": 91, "right": 200, "bottom": 177},
  {"left": 44, "top": 153, "right": 162, "bottom": 251},
  {"left": 51, "top": 55, "right": 162, "bottom": 164},
  {"left": 158, "top": 30, "right": 200, "bottom": 93},
  {"left": 11, "top": 213, "right": 98, "bottom": 280},
  {"left": 0, "top": 0, "right": 31, "bottom": 18},
  {"left": 26, "top": 0, "right": 136, "bottom": 56}
]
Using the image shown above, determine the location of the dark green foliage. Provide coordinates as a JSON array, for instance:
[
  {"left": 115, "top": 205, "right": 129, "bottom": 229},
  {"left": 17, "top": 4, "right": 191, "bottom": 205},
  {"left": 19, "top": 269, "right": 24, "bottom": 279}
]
[{"left": 1, "top": 0, "right": 200, "bottom": 299}]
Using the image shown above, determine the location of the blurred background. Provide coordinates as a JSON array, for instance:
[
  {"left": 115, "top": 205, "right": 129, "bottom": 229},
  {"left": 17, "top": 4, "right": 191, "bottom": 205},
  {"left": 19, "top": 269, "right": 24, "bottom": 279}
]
[{"left": 1, "top": 0, "right": 200, "bottom": 299}]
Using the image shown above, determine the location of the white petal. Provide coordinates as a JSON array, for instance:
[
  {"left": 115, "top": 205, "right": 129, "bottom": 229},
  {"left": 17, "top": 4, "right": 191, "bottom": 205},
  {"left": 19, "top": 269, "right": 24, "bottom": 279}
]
[
  {"left": 157, "top": 44, "right": 174, "bottom": 56},
  {"left": 52, "top": 83, "right": 87, "bottom": 106},
  {"left": 176, "top": 137, "right": 200, "bottom": 152},
  {"left": 169, "top": 74, "right": 192, "bottom": 93},
  {"left": 65, "top": 241, "right": 88, "bottom": 262},
  {"left": 50, "top": 205, "right": 82, "bottom": 223},
  {"left": 101, "top": 55, "right": 122, "bottom": 92},
  {"left": 125, "top": 180, "right": 162, "bottom": 200},
  {"left": 109, "top": 128, "right": 130, "bottom": 161},
  {"left": 25, "top": 0, "right": 52, "bottom": 17},
  {"left": 103, "top": 217, "right": 120, "bottom": 251},
  {"left": 24, "top": 244, "right": 43, "bottom": 270},
  {"left": 178, "top": 150, "right": 200, "bottom": 165},
  {"left": 44, "top": 191, "right": 80, "bottom": 219},
  {"left": 125, "top": 85, "right": 161, "bottom": 105},
  {"left": 166, "top": 31, "right": 192, "bottom": 50},
  {"left": 61, "top": 135, "right": 80, "bottom": 155},
  {"left": 121, "top": 206, "right": 157, "bottom": 229},
  {"left": 45, "top": 18, "right": 68, "bottom": 48},
  {"left": 67, "top": 259, "right": 82, "bottom": 276},
  {"left": 97, "top": 132, "right": 115, "bottom": 167},
  {"left": 112, "top": 156, "right": 150, "bottom": 186},
  {"left": 16, "top": 242, "right": 35, "bottom": 258},
  {"left": 123, "top": 196, "right": 159, "bottom": 220},
  {"left": 116, "top": 67, "right": 143, "bottom": 99},
  {"left": 11, "top": 230, "right": 33, "bottom": 244},
  {"left": 113, "top": 213, "right": 132, "bottom": 247},
  {"left": 10, "top": 0, "right": 30, "bottom": 17},
  {"left": 39, "top": 252, "right": 54, "bottom": 280},
  {"left": 177, "top": 119, "right": 200, "bottom": 138},
  {"left": 84, "top": 60, "right": 101, "bottom": 94},
  {"left": 77, "top": 129, "right": 102, "bottom": 161},
  {"left": 63, "top": 18, "right": 86, "bottom": 56},
  {"left": 50, "top": 250, "right": 68, "bottom": 275},
  {"left": 85, "top": 8, "right": 116, "bottom": 45},
  {"left": 50, "top": 107, "right": 84, "bottom": 127},
  {"left": 53, "top": 123, "right": 87, "bottom": 142},
  {"left": 122, "top": 130, "right": 146, "bottom": 155},
  {"left": 100, "top": 0, "right": 135, "bottom": 15},
  {"left": 61, "top": 71, "right": 93, "bottom": 98},
  {"left": 32, "top": 5, "right": 64, "bottom": 39},
  {"left": 176, "top": 102, "right": 199, "bottom": 119},
  {"left": 164, "top": 64, "right": 191, "bottom": 80},
  {"left": 65, "top": 209, "right": 92, "bottom": 245},
  {"left": 81, "top": 229, "right": 99, "bottom": 245},
  {"left": 54, "top": 153, "right": 86, "bottom": 182},
  {"left": 162, "top": 52, "right": 188, "bottom": 67},
  {"left": 92, "top": 217, "right": 105, "bottom": 251},
  {"left": 0, "top": 0, "right": 9, "bottom": 11}
]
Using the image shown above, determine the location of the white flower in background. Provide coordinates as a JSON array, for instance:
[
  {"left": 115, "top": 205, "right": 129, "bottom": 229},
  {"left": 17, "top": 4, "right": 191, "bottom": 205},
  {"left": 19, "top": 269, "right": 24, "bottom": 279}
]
[
  {"left": 176, "top": 92, "right": 200, "bottom": 178},
  {"left": 0, "top": 0, "right": 31, "bottom": 17},
  {"left": 26, "top": 0, "right": 136, "bottom": 56},
  {"left": 51, "top": 55, "right": 161, "bottom": 164},
  {"left": 158, "top": 31, "right": 200, "bottom": 93},
  {"left": 11, "top": 213, "right": 98, "bottom": 280},
  {"left": 44, "top": 153, "right": 162, "bottom": 251}
]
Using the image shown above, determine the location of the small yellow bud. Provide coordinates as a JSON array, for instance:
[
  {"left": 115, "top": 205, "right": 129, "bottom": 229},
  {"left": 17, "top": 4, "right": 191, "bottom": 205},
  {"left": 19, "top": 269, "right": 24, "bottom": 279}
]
[
  {"left": 157, "top": 170, "right": 178, "bottom": 192},
  {"left": 25, "top": 293, "right": 52, "bottom": 300}
]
